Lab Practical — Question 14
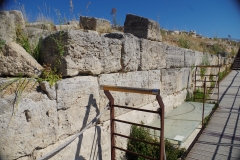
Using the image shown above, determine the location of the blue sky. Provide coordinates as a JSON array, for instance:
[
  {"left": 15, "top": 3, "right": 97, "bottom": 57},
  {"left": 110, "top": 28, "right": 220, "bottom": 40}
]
[{"left": 2, "top": 0, "right": 240, "bottom": 39}]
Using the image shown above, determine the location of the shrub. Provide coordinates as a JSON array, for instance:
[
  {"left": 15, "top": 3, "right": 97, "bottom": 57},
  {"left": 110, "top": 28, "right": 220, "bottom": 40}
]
[
  {"left": 127, "top": 123, "right": 185, "bottom": 160},
  {"left": 178, "top": 37, "right": 190, "bottom": 49}
]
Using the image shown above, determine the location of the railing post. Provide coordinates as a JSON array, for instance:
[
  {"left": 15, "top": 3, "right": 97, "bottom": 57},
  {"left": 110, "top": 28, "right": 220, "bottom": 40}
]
[
  {"left": 194, "top": 66, "right": 197, "bottom": 101},
  {"left": 103, "top": 90, "right": 115, "bottom": 160},
  {"left": 202, "top": 77, "right": 206, "bottom": 128},
  {"left": 156, "top": 94, "right": 165, "bottom": 160}
]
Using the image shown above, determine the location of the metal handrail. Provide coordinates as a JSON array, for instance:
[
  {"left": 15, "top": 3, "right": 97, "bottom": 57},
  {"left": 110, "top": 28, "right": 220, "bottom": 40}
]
[{"left": 101, "top": 85, "right": 165, "bottom": 160}]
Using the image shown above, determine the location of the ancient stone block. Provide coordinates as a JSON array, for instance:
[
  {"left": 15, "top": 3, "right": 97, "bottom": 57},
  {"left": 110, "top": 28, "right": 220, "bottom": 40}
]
[
  {"left": 99, "top": 71, "right": 149, "bottom": 121},
  {"left": 0, "top": 42, "right": 43, "bottom": 77},
  {"left": 124, "top": 14, "right": 162, "bottom": 42},
  {"left": 140, "top": 39, "right": 166, "bottom": 70},
  {"left": 80, "top": 16, "right": 111, "bottom": 32},
  {"left": 34, "top": 125, "right": 111, "bottom": 160},
  {"left": 40, "top": 30, "right": 122, "bottom": 76},
  {"left": 184, "top": 49, "right": 195, "bottom": 67},
  {"left": 161, "top": 68, "right": 187, "bottom": 96},
  {"left": 165, "top": 44, "right": 185, "bottom": 68},
  {"left": 0, "top": 80, "right": 57, "bottom": 160},
  {"left": 104, "top": 32, "right": 141, "bottom": 72},
  {"left": 0, "top": 11, "right": 15, "bottom": 42},
  {"left": 57, "top": 76, "right": 99, "bottom": 110}
]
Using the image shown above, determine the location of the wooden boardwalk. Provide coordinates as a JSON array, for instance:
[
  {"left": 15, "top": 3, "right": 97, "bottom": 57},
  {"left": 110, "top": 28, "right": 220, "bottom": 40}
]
[{"left": 186, "top": 70, "right": 240, "bottom": 160}]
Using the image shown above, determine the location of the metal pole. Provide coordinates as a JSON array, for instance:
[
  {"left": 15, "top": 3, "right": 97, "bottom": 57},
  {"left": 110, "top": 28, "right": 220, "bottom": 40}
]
[
  {"left": 104, "top": 90, "right": 115, "bottom": 160},
  {"left": 194, "top": 66, "right": 197, "bottom": 101},
  {"left": 202, "top": 77, "right": 206, "bottom": 128},
  {"left": 156, "top": 94, "right": 165, "bottom": 160},
  {"left": 218, "top": 66, "right": 220, "bottom": 105}
]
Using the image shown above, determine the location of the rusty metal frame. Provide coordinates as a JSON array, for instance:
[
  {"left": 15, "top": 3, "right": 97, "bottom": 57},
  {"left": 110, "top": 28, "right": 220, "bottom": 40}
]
[
  {"left": 194, "top": 65, "right": 221, "bottom": 128},
  {"left": 101, "top": 85, "right": 165, "bottom": 160}
]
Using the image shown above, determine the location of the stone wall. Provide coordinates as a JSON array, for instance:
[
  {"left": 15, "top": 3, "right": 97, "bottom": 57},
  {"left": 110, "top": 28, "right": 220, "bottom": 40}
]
[{"left": 0, "top": 11, "right": 234, "bottom": 160}]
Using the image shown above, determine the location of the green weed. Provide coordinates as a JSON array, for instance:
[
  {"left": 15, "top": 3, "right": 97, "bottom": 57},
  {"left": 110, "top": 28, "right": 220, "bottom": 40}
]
[
  {"left": 127, "top": 122, "right": 185, "bottom": 160},
  {"left": 38, "top": 64, "right": 62, "bottom": 87},
  {"left": 0, "top": 38, "right": 6, "bottom": 50}
]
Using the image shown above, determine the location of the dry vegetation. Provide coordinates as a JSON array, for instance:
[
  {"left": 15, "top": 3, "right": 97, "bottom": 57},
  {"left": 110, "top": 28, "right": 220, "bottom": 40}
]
[{"left": 160, "top": 30, "right": 240, "bottom": 57}]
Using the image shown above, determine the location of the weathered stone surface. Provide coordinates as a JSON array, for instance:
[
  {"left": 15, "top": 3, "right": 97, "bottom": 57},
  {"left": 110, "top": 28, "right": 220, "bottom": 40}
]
[
  {"left": 184, "top": 49, "right": 195, "bottom": 67},
  {"left": 40, "top": 81, "right": 56, "bottom": 100},
  {"left": 40, "top": 30, "right": 122, "bottom": 76},
  {"left": 99, "top": 71, "right": 149, "bottom": 121},
  {"left": 0, "top": 42, "right": 43, "bottom": 77},
  {"left": 140, "top": 39, "right": 166, "bottom": 70},
  {"left": 165, "top": 44, "right": 185, "bottom": 68},
  {"left": 162, "top": 89, "right": 187, "bottom": 113},
  {"left": 80, "top": 16, "right": 111, "bottom": 32},
  {"left": 27, "top": 22, "right": 52, "bottom": 30},
  {"left": 0, "top": 11, "right": 15, "bottom": 42},
  {"left": 104, "top": 32, "right": 141, "bottom": 72},
  {"left": 54, "top": 24, "right": 79, "bottom": 31},
  {"left": 57, "top": 76, "right": 99, "bottom": 110},
  {"left": 9, "top": 10, "right": 25, "bottom": 30},
  {"left": 161, "top": 68, "right": 188, "bottom": 96},
  {"left": 0, "top": 80, "right": 57, "bottom": 160},
  {"left": 124, "top": 14, "right": 162, "bottom": 42},
  {"left": 26, "top": 27, "right": 51, "bottom": 51},
  {"left": 34, "top": 124, "right": 111, "bottom": 160},
  {"left": 194, "top": 51, "right": 204, "bottom": 66}
]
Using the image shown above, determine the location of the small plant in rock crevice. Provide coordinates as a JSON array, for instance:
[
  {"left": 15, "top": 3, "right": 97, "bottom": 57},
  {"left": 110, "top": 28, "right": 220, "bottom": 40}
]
[
  {"left": 38, "top": 64, "right": 62, "bottom": 87},
  {"left": 0, "top": 38, "right": 6, "bottom": 50}
]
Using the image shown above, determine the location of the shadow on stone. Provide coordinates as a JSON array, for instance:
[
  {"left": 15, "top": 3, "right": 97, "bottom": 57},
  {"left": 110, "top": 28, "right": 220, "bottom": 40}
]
[{"left": 75, "top": 94, "right": 102, "bottom": 160}]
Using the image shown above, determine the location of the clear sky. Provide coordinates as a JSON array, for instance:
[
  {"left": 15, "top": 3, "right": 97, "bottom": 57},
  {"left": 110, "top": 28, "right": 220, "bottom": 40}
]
[{"left": 1, "top": 0, "right": 240, "bottom": 39}]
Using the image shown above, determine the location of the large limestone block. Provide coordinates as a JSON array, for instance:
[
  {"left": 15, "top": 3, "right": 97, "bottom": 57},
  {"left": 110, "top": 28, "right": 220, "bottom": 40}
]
[
  {"left": 140, "top": 39, "right": 166, "bottom": 70},
  {"left": 0, "top": 79, "right": 57, "bottom": 160},
  {"left": 161, "top": 69, "right": 186, "bottom": 96},
  {"left": 99, "top": 70, "right": 161, "bottom": 122},
  {"left": 0, "top": 42, "right": 43, "bottom": 77},
  {"left": 80, "top": 16, "right": 111, "bottom": 32},
  {"left": 104, "top": 32, "right": 141, "bottom": 72},
  {"left": 57, "top": 76, "right": 99, "bottom": 110},
  {"left": 99, "top": 71, "right": 149, "bottom": 121},
  {"left": 194, "top": 51, "right": 204, "bottom": 66},
  {"left": 34, "top": 124, "right": 111, "bottom": 160},
  {"left": 0, "top": 11, "right": 15, "bottom": 42},
  {"left": 40, "top": 30, "right": 122, "bottom": 76},
  {"left": 184, "top": 49, "right": 195, "bottom": 67},
  {"left": 165, "top": 44, "right": 185, "bottom": 68},
  {"left": 124, "top": 14, "right": 162, "bottom": 42},
  {"left": 56, "top": 76, "right": 100, "bottom": 138}
]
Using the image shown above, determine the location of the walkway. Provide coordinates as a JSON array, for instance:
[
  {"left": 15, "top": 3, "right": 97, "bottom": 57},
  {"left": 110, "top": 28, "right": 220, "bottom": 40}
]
[{"left": 186, "top": 70, "right": 240, "bottom": 160}]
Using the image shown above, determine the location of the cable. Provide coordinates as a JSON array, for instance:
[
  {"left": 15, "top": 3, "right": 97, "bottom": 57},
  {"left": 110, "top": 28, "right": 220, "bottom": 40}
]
[{"left": 37, "top": 104, "right": 110, "bottom": 160}]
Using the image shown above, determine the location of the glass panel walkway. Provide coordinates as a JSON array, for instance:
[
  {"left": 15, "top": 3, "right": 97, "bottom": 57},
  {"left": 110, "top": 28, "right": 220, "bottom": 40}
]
[{"left": 186, "top": 70, "right": 240, "bottom": 160}]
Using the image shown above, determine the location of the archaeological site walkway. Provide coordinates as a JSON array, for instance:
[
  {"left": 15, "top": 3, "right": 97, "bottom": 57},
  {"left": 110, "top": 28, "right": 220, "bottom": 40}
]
[{"left": 186, "top": 70, "right": 240, "bottom": 160}]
